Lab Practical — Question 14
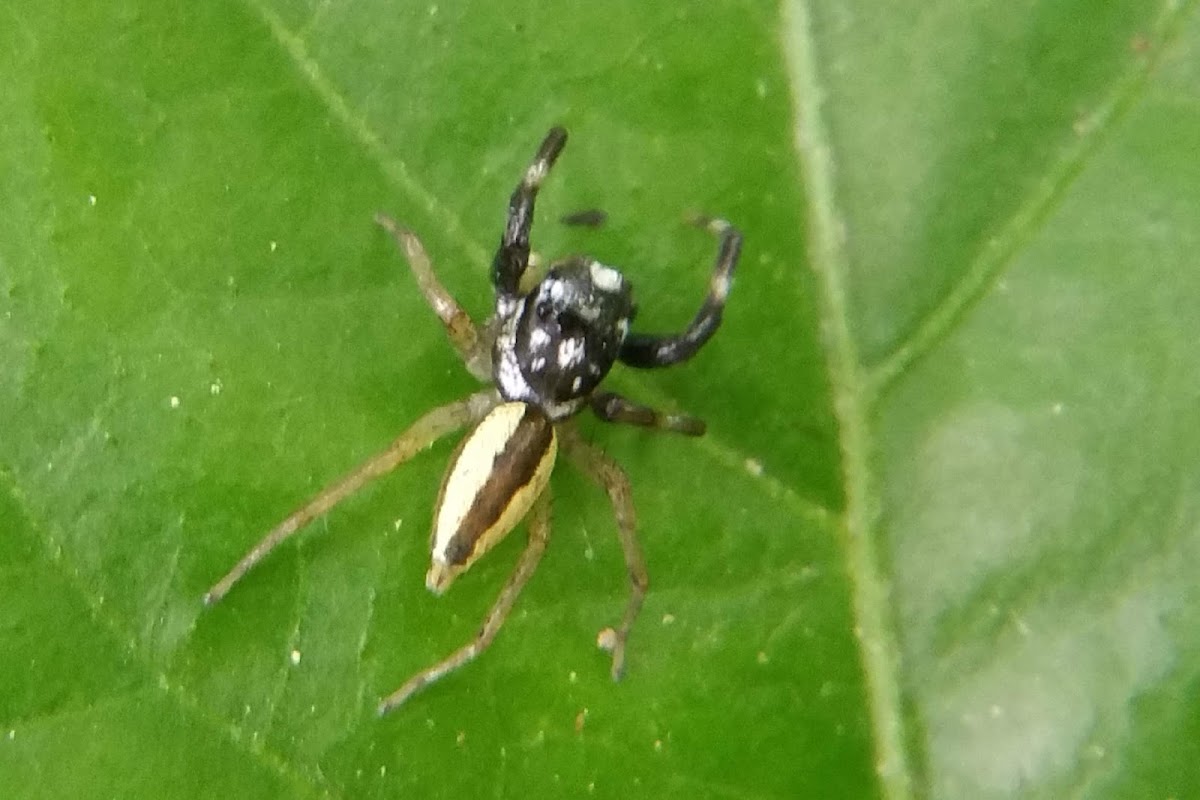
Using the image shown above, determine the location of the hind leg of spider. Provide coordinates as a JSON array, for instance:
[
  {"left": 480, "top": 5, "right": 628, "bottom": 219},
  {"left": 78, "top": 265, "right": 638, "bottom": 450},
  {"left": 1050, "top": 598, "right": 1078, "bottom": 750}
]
[
  {"left": 375, "top": 212, "right": 492, "bottom": 381},
  {"left": 619, "top": 215, "right": 742, "bottom": 368},
  {"left": 590, "top": 391, "right": 706, "bottom": 437},
  {"left": 560, "top": 426, "right": 645, "bottom": 680},
  {"left": 378, "top": 488, "right": 552, "bottom": 714},
  {"left": 492, "top": 127, "right": 568, "bottom": 305},
  {"left": 203, "top": 389, "right": 498, "bottom": 606}
]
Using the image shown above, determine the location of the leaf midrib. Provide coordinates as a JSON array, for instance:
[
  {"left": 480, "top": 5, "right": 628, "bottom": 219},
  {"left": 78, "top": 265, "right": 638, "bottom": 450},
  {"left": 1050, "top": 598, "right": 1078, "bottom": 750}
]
[{"left": 780, "top": 2, "right": 919, "bottom": 799}]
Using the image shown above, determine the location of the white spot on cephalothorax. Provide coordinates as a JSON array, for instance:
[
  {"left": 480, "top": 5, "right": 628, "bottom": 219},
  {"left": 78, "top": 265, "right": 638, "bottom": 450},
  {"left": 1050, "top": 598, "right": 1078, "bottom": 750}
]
[
  {"left": 531, "top": 356, "right": 546, "bottom": 371},
  {"left": 588, "top": 261, "right": 623, "bottom": 293},
  {"left": 497, "top": 346, "right": 532, "bottom": 400},
  {"left": 495, "top": 310, "right": 534, "bottom": 402},
  {"left": 546, "top": 278, "right": 569, "bottom": 305},
  {"left": 557, "top": 337, "right": 585, "bottom": 369},
  {"left": 497, "top": 296, "right": 521, "bottom": 318},
  {"left": 571, "top": 376, "right": 582, "bottom": 393},
  {"left": 530, "top": 327, "right": 551, "bottom": 351},
  {"left": 617, "top": 318, "right": 630, "bottom": 339}
]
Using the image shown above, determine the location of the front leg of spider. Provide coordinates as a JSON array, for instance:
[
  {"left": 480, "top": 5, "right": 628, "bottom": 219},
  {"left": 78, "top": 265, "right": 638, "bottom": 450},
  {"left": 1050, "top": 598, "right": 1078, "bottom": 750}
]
[{"left": 203, "top": 126, "right": 741, "bottom": 716}]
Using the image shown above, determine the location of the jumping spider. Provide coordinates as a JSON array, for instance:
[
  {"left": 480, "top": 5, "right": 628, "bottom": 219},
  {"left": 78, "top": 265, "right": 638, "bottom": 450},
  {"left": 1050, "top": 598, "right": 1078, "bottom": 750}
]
[{"left": 203, "top": 127, "right": 742, "bottom": 715}]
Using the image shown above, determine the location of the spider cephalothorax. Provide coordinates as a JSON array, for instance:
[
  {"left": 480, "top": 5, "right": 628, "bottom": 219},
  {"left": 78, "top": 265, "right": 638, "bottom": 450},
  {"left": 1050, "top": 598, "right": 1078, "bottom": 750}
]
[
  {"left": 204, "top": 127, "right": 742, "bottom": 715},
  {"left": 494, "top": 257, "right": 635, "bottom": 419}
]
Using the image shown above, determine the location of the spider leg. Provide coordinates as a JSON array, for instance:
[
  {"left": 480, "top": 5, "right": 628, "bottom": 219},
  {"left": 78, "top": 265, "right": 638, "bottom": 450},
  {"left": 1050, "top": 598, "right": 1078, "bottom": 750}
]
[
  {"left": 590, "top": 391, "right": 705, "bottom": 436},
  {"left": 378, "top": 486, "right": 552, "bottom": 714},
  {"left": 618, "top": 215, "right": 742, "bottom": 368},
  {"left": 203, "top": 390, "right": 498, "bottom": 606},
  {"left": 375, "top": 212, "right": 492, "bottom": 382},
  {"left": 560, "top": 425, "right": 645, "bottom": 681},
  {"left": 491, "top": 126, "right": 568, "bottom": 306}
]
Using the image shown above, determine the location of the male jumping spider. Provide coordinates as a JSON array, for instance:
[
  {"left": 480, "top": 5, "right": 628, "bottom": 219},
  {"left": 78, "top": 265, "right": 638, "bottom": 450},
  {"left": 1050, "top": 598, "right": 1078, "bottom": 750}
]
[{"left": 203, "top": 127, "right": 742, "bottom": 715}]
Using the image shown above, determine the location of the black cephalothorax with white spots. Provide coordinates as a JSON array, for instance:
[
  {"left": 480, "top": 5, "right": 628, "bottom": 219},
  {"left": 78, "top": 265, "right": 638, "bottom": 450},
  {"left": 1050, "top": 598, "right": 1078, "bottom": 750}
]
[
  {"left": 203, "top": 127, "right": 742, "bottom": 715},
  {"left": 494, "top": 256, "right": 634, "bottom": 419}
]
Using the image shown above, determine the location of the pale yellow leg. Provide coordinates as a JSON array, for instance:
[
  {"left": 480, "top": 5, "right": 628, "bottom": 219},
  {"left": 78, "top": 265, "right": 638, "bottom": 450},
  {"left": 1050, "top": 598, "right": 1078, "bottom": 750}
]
[
  {"left": 378, "top": 487, "right": 553, "bottom": 715},
  {"left": 560, "top": 427, "right": 646, "bottom": 680},
  {"left": 203, "top": 390, "right": 497, "bottom": 606}
]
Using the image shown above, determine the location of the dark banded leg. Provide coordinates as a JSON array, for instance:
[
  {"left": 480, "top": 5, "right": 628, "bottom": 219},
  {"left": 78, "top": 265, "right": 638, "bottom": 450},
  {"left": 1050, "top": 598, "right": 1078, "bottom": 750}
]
[
  {"left": 203, "top": 390, "right": 498, "bottom": 606},
  {"left": 491, "top": 127, "right": 568, "bottom": 305},
  {"left": 378, "top": 487, "right": 552, "bottom": 714},
  {"left": 590, "top": 391, "right": 706, "bottom": 436},
  {"left": 375, "top": 212, "right": 491, "bottom": 382},
  {"left": 561, "top": 426, "right": 645, "bottom": 681},
  {"left": 619, "top": 215, "right": 742, "bottom": 368}
]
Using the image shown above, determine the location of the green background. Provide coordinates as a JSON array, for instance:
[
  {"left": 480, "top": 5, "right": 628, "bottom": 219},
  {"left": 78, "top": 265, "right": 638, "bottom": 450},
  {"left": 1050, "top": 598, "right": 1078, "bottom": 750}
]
[{"left": 2, "top": 1, "right": 1198, "bottom": 798}]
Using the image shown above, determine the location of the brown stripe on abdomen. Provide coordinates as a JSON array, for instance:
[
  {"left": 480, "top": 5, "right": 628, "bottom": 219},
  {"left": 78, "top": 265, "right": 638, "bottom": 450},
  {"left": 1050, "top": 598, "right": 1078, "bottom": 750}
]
[{"left": 444, "top": 405, "right": 554, "bottom": 566}]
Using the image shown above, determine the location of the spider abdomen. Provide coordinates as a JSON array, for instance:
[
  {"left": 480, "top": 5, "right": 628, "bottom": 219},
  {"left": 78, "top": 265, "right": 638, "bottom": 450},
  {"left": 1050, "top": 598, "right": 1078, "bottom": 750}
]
[{"left": 426, "top": 401, "right": 557, "bottom": 594}]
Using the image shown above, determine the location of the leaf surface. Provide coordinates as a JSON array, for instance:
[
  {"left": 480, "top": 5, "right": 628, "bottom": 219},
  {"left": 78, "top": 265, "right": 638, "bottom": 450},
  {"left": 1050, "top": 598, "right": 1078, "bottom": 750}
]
[{"left": 1, "top": 1, "right": 1197, "bottom": 798}]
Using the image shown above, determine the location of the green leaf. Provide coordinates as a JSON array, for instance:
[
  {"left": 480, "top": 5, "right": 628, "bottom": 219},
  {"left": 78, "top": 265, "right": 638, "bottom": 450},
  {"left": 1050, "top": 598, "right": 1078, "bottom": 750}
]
[{"left": 1, "top": 1, "right": 1196, "bottom": 798}]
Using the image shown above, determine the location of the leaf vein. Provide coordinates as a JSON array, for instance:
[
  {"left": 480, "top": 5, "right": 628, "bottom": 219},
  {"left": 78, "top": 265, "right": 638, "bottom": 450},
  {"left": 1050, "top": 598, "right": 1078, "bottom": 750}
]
[
  {"left": 780, "top": 1, "right": 921, "bottom": 797},
  {"left": 866, "top": 0, "right": 1198, "bottom": 396}
]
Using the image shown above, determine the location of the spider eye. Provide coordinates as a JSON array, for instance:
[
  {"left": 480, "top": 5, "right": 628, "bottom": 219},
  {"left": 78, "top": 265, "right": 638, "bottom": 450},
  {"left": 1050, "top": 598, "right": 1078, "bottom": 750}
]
[
  {"left": 557, "top": 308, "right": 584, "bottom": 331},
  {"left": 535, "top": 301, "right": 553, "bottom": 321}
]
